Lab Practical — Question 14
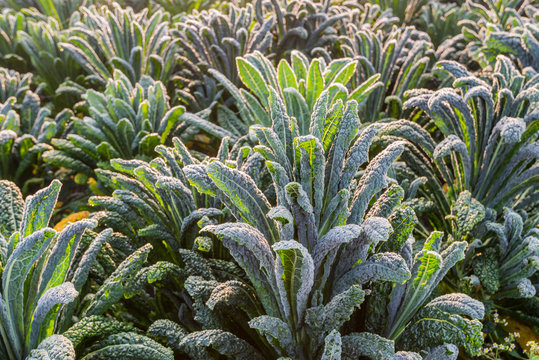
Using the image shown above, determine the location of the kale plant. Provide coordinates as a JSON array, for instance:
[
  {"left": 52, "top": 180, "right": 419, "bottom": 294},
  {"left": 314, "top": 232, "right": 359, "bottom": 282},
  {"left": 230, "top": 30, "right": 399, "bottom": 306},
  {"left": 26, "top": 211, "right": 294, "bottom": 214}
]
[
  {"left": 463, "top": 208, "right": 538, "bottom": 311},
  {"left": 0, "top": 179, "right": 92, "bottom": 360},
  {"left": 0, "top": 179, "right": 175, "bottom": 360},
  {"left": 0, "top": 9, "right": 30, "bottom": 72},
  {"left": 198, "top": 51, "right": 381, "bottom": 142},
  {"left": 345, "top": 3, "right": 399, "bottom": 34},
  {"left": 60, "top": 4, "right": 177, "bottom": 88},
  {"left": 371, "top": 0, "right": 430, "bottom": 25},
  {"left": 88, "top": 138, "right": 229, "bottom": 260},
  {"left": 0, "top": 67, "right": 32, "bottom": 103},
  {"left": 84, "top": 134, "right": 263, "bottom": 327},
  {"left": 0, "top": 91, "right": 71, "bottom": 194},
  {"left": 378, "top": 54, "right": 537, "bottom": 333},
  {"left": 169, "top": 92, "right": 484, "bottom": 358},
  {"left": 380, "top": 55, "right": 538, "bottom": 236},
  {"left": 0, "top": 0, "right": 86, "bottom": 27},
  {"left": 337, "top": 25, "right": 434, "bottom": 123},
  {"left": 255, "top": 0, "right": 351, "bottom": 59},
  {"left": 171, "top": 3, "right": 274, "bottom": 112},
  {"left": 417, "top": 1, "right": 467, "bottom": 48},
  {"left": 456, "top": 0, "right": 538, "bottom": 70},
  {"left": 17, "top": 16, "right": 85, "bottom": 105},
  {"left": 43, "top": 70, "right": 184, "bottom": 177}
]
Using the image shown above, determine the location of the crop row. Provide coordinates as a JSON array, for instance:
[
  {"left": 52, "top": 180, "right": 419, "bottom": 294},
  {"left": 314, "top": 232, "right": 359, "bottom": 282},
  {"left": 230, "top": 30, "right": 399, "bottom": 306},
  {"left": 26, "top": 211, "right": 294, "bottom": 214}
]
[{"left": 0, "top": 0, "right": 537, "bottom": 359}]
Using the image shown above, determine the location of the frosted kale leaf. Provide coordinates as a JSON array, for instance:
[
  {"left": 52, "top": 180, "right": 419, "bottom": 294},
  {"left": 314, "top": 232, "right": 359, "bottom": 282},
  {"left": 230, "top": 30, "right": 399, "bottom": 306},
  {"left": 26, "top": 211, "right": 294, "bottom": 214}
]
[
  {"left": 25, "top": 335, "right": 75, "bottom": 360},
  {"left": 0, "top": 180, "right": 23, "bottom": 238},
  {"left": 179, "top": 329, "right": 263, "bottom": 360},
  {"left": 341, "top": 332, "right": 394, "bottom": 360}
]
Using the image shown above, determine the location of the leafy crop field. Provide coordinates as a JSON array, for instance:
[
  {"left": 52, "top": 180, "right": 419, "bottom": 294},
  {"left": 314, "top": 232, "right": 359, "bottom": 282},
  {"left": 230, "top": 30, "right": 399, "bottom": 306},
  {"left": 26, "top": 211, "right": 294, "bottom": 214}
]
[{"left": 0, "top": 0, "right": 537, "bottom": 359}]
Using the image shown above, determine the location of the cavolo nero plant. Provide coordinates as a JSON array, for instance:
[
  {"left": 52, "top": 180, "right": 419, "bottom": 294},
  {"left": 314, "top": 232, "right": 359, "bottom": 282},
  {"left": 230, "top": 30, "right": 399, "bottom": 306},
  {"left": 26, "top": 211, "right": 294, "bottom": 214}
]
[
  {"left": 255, "top": 0, "right": 351, "bottom": 60},
  {"left": 0, "top": 0, "right": 86, "bottom": 27},
  {"left": 171, "top": 3, "right": 274, "bottom": 113},
  {"left": 0, "top": 179, "right": 91, "bottom": 360},
  {"left": 371, "top": 0, "right": 430, "bottom": 26},
  {"left": 145, "top": 90, "right": 485, "bottom": 358},
  {"left": 0, "top": 179, "right": 175, "bottom": 360},
  {"left": 17, "top": 16, "right": 85, "bottom": 107},
  {"left": 43, "top": 70, "right": 184, "bottom": 178},
  {"left": 381, "top": 55, "right": 538, "bottom": 235},
  {"left": 337, "top": 25, "right": 434, "bottom": 123},
  {"left": 88, "top": 136, "right": 251, "bottom": 260},
  {"left": 417, "top": 1, "right": 467, "bottom": 48},
  {"left": 0, "top": 67, "right": 32, "bottom": 103},
  {"left": 193, "top": 51, "right": 381, "bottom": 142},
  {"left": 464, "top": 208, "right": 538, "bottom": 309},
  {"left": 379, "top": 55, "right": 538, "bottom": 333},
  {"left": 83, "top": 135, "right": 261, "bottom": 328},
  {"left": 60, "top": 4, "right": 177, "bottom": 88},
  {"left": 0, "top": 9, "right": 30, "bottom": 72},
  {"left": 343, "top": 3, "right": 400, "bottom": 35},
  {"left": 0, "top": 91, "right": 71, "bottom": 194},
  {"left": 458, "top": 0, "right": 539, "bottom": 71}
]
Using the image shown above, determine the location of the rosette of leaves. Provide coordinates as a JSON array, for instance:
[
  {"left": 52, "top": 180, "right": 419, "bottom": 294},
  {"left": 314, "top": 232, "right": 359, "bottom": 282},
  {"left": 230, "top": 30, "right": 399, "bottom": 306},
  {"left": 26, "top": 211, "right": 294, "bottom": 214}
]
[
  {"left": 84, "top": 135, "right": 263, "bottom": 328},
  {"left": 418, "top": 1, "right": 467, "bottom": 48},
  {"left": 379, "top": 55, "right": 538, "bottom": 237},
  {"left": 0, "top": 9, "right": 31, "bottom": 72},
  {"left": 167, "top": 92, "right": 483, "bottom": 358},
  {"left": 371, "top": 0, "right": 430, "bottom": 25},
  {"left": 60, "top": 4, "right": 177, "bottom": 88},
  {"left": 345, "top": 3, "right": 399, "bottom": 34},
  {"left": 150, "top": 0, "right": 217, "bottom": 14},
  {"left": 171, "top": 3, "right": 274, "bottom": 112},
  {"left": 0, "top": 0, "right": 86, "bottom": 28},
  {"left": 451, "top": 207, "right": 538, "bottom": 353},
  {"left": 0, "top": 91, "right": 71, "bottom": 194},
  {"left": 0, "top": 179, "right": 92, "bottom": 360},
  {"left": 255, "top": 0, "right": 352, "bottom": 59},
  {"left": 0, "top": 180, "right": 173, "bottom": 360},
  {"left": 363, "top": 227, "right": 485, "bottom": 356},
  {"left": 17, "top": 16, "right": 85, "bottom": 106},
  {"left": 457, "top": 0, "right": 538, "bottom": 70},
  {"left": 337, "top": 25, "right": 434, "bottom": 123},
  {"left": 0, "top": 67, "right": 32, "bottom": 103},
  {"left": 43, "top": 70, "right": 184, "bottom": 177},
  {"left": 87, "top": 137, "right": 236, "bottom": 262},
  {"left": 466, "top": 208, "right": 538, "bottom": 306},
  {"left": 198, "top": 50, "right": 381, "bottom": 141}
]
